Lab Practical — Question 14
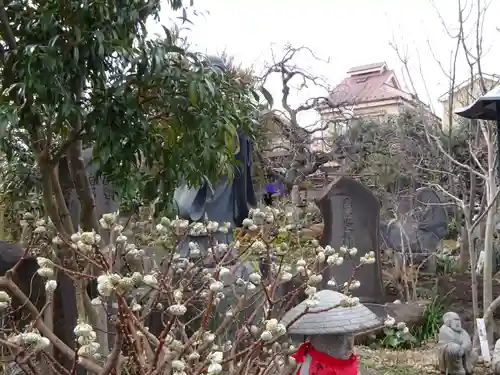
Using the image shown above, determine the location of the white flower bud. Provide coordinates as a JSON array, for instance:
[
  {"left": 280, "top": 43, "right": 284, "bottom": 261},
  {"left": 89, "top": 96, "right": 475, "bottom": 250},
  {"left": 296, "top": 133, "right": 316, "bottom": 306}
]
[
  {"left": 45, "top": 280, "right": 57, "bottom": 292},
  {"left": 209, "top": 281, "right": 224, "bottom": 292},
  {"left": 37, "top": 267, "right": 54, "bottom": 278},
  {"left": 316, "top": 251, "right": 326, "bottom": 263},
  {"left": 249, "top": 272, "right": 262, "bottom": 284},
  {"left": 203, "top": 332, "right": 216, "bottom": 343},
  {"left": 188, "top": 351, "right": 200, "bottom": 361},
  {"left": 307, "top": 274, "right": 323, "bottom": 285},
  {"left": 260, "top": 330, "right": 273, "bottom": 341},
  {"left": 36, "top": 257, "right": 53, "bottom": 268},
  {"left": 173, "top": 289, "right": 183, "bottom": 303},
  {"left": 171, "top": 360, "right": 185, "bottom": 371},
  {"left": 275, "top": 323, "right": 287, "bottom": 336},
  {"left": 219, "top": 267, "right": 231, "bottom": 277},
  {"left": 206, "top": 221, "right": 219, "bottom": 233},
  {"left": 265, "top": 319, "right": 278, "bottom": 332},
  {"left": 168, "top": 304, "right": 187, "bottom": 316},
  {"left": 0, "top": 291, "right": 11, "bottom": 303},
  {"left": 208, "top": 351, "right": 224, "bottom": 364},
  {"left": 384, "top": 315, "right": 396, "bottom": 328},
  {"left": 52, "top": 235, "right": 63, "bottom": 245},
  {"left": 143, "top": 274, "right": 158, "bottom": 288},
  {"left": 34, "top": 226, "right": 46, "bottom": 234},
  {"left": 348, "top": 280, "right": 361, "bottom": 290},
  {"left": 207, "top": 363, "right": 223, "bottom": 374},
  {"left": 242, "top": 218, "right": 254, "bottom": 227}
]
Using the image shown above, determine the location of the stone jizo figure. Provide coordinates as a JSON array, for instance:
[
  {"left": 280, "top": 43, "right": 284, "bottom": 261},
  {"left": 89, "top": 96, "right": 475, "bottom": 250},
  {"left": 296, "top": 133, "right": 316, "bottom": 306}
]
[
  {"left": 437, "top": 311, "right": 477, "bottom": 375},
  {"left": 281, "top": 290, "right": 382, "bottom": 375}
]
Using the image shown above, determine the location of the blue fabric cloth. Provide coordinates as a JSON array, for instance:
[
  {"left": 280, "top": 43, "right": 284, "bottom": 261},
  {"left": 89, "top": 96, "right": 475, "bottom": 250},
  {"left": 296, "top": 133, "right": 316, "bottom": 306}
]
[
  {"left": 174, "top": 129, "right": 256, "bottom": 227},
  {"left": 233, "top": 129, "right": 257, "bottom": 226},
  {"left": 264, "top": 181, "right": 285, "bottom": 195}
]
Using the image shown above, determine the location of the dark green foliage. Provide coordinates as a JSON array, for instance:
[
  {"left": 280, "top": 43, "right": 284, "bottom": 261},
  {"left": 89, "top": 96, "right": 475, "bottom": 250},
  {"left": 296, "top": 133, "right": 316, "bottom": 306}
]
[{"left": 0, "top": 0, "right": 259, "bottom": 215}]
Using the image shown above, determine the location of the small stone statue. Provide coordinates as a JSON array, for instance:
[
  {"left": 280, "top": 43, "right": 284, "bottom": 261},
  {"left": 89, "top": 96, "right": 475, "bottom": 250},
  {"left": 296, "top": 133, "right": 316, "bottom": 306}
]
[
  {"left": 281, "top": 290, "right": 382, "bottom": 375},
  {"left": 437, "top": 311, "right": 477, "bottom": 375}
]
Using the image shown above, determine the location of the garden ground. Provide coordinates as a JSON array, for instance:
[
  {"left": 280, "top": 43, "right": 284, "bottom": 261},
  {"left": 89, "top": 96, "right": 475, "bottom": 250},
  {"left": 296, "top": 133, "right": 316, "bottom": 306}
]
[{"left": 357, "top": 343, "right": 491, "bottom": 375}]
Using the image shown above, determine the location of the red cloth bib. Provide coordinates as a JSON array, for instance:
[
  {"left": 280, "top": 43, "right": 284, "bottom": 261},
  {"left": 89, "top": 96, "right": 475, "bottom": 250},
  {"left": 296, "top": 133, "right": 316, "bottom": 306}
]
[{"left": 292, "top": 342, "right": 358, "bottom": 375}]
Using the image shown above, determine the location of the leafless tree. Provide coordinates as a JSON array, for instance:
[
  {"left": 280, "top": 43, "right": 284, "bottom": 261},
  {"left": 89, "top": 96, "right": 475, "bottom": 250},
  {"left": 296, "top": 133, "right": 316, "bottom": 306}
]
[
  {"left": 392, "top": 0, "right": 499, "bottom": 347},
  {"left": 255, "top": 45, "right": 354, "bottom": 190}
]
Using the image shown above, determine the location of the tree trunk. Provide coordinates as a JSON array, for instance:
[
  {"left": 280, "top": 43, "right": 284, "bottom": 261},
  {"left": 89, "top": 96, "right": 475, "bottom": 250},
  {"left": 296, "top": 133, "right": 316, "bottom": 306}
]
[
  {"left": 458, "top": 225, "right": 470, "bottom": 273},
  {"left": 483, "top": 182, "right": 497, "bottom": 346},
  {"left": 467, "top": 220, "right": 480, "bottom": 323}
]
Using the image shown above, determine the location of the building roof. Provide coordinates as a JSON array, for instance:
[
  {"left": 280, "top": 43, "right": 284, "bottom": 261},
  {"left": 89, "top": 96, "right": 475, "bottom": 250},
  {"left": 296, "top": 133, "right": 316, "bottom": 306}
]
[
  {"left": 438, "top": 73, "right": 500, "bottom": 103},
  {"left": 347, "top": 62, "right": 388, "bottom": 75},
  {"left": 327, "top": 62, "right": 414, "bottom": 107}
]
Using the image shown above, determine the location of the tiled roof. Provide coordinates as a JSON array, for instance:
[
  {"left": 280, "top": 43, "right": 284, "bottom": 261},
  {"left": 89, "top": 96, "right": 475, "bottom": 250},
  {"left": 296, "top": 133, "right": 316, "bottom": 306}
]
[
  {"left": 328, "top": 64, "right": 413, "bottom": 107},
  {"left": 347, "top": 62, "right": 387, "bottom": 75}
]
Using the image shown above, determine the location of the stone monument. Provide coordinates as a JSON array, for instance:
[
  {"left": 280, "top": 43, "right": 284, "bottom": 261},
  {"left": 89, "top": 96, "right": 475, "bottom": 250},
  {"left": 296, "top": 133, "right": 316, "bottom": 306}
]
[
  {"left": 380, "top": 187, "right": 448, "bottom": 272},
  {"left": 281, "top": 289, "right": 382, "bottom": 375},
  {"left": 316, "top": 177, "right": 385, "bottom": 304},
  {"left": 437, "top": 311, "right": 477, "bottom": 375}
]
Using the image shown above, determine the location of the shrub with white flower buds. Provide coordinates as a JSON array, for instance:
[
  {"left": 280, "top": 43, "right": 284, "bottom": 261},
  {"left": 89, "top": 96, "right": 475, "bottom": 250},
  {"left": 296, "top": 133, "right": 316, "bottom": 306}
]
[
  {"left": 9, "top": 329, "right": 50, "bottom": 352},
  {"left": 0, "top": 201, "right": 389, "bottom": 375}
]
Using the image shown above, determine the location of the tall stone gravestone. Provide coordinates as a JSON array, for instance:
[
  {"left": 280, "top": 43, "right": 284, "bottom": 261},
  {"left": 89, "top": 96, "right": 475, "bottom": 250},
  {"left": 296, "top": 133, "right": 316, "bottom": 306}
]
[
  {"left": 59, "top": 148, "right": 119, "bottom": 238},
  {"left": 316, "top": 177, "right": 385, "bottom": 304}
]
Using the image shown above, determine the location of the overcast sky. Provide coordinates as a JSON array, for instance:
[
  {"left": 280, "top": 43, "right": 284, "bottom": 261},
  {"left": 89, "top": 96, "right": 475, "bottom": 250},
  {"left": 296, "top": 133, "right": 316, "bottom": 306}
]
[{"left": 148, "top": 0, "right": 500, "bottom": 127}]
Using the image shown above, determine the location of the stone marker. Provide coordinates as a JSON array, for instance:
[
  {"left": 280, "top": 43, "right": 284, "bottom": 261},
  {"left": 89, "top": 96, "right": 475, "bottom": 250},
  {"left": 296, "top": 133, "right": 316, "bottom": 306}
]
[
  {"left": 381, "top": 187, "right": 448, "bottom": 272},
  {"left": 316, "top": 177, "right": 385, "bottom": 304}
]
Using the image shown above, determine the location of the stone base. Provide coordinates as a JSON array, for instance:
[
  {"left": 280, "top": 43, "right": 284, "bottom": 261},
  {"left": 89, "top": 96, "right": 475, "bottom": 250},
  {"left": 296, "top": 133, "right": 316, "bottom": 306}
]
[{"left": 354, "top": 301, "right": 427, "bottom": 344}]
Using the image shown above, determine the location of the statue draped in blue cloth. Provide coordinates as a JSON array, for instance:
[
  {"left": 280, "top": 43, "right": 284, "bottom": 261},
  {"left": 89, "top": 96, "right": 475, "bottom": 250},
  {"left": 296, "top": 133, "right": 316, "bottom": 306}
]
[
  {"left": 171, "top": 56, "right": 260, "bottom": 343},
  {"left": 173, "top": 56, "right": 257, "bottom": 263}
]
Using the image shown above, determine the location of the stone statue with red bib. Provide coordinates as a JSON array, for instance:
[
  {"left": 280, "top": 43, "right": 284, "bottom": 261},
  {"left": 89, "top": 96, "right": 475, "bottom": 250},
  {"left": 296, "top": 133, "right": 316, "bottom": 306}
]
[{"left": 280, "top": 290, "right": 382, "bottom": 375}]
